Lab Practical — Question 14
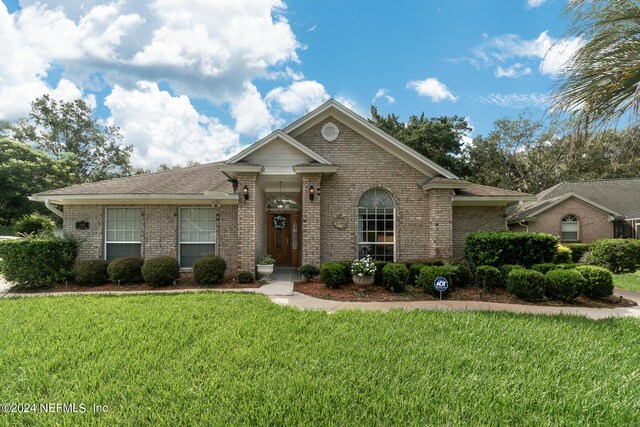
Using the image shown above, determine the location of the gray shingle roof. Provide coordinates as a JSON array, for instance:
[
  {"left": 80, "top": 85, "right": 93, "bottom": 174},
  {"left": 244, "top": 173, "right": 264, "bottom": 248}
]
[
  {"left": 508, "top": 178, "right": 640, "bottom": 221},
  {"left": 34, "top": 162, "right": 233, "bottom": 196}
]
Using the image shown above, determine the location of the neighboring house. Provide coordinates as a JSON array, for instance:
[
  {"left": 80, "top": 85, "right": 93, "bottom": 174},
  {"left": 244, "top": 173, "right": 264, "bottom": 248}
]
[
  {"left": 508, "top": 178, "right": 640, "bottom": 243},
  {"left": 31, "top": 100, "right": 532, "bottom": 276}
]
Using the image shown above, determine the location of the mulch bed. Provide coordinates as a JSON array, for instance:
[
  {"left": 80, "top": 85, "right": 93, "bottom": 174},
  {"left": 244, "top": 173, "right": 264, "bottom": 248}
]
[
  {"left": 294, "top": 280, "right": 637, "bottom": 308},
  {"left": 11, "top": 277, "right": 260, "bottom": 294}
]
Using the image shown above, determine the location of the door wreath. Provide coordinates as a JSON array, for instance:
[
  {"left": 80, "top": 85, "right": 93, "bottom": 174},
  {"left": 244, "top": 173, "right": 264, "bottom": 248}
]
[{"left": 272, "top": 215, "right": 287, "bottom": 230}]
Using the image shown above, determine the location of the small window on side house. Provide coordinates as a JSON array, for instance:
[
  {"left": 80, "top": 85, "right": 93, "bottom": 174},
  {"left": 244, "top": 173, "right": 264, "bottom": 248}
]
[{"left": 561, "top": 214, "right": 579, "bottom": 241}]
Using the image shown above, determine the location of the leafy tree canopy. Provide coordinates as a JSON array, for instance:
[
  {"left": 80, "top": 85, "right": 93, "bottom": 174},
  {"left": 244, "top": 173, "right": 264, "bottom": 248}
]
[{"left": 11, "top": 95, "right": 133, "bottom": 183}]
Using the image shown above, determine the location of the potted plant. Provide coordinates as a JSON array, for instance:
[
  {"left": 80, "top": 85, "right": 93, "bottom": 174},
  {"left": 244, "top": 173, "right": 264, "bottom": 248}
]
[
  {"left": 351, "top": 256, "right": 376, "bottom": 287},
  {"left": 257, "top": 254, "right": 276, "bottom": 279}
]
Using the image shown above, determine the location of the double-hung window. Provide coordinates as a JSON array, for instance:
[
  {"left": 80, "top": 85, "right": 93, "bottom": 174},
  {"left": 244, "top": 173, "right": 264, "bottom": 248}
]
[
  {"left": 179, "top": 207, "right": 216, "bottom": 268},
  {"left": 357, "top": 188, "right": 395, "bottom": 261},
  {"left": 105, "top": 208, "right": 142, "bottom": 261},
  {"left": 561, "top": 214, "right": 579, "bottom": 241}
]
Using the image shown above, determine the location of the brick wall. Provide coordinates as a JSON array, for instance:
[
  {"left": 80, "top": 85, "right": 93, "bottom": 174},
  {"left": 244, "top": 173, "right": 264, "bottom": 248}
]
[
  {"left": 144, "top": 205, "right": 177, "bottom": 258},
  {"left": 513, "top": 198, "right": 613, "bottom": 243},
  {"left": 219, "top": 204, "right": 238, "bottom": 275},
  {"left": 63, "top": 205, "right": 104, "bottom": 260},
  {"left": 296, "top": 117, "right": 432, "bottom": 262},
  {"left": 426, "top": 189, "right": 454, "bottom": 258},
  {"left": 301, "top": 174, "right": 322, "bottom": 266},
  {"left": 453, "top": 205, "right": 506, "bottom": 259},
  {"left": 237, "top": 173, "right": 259, "bottom": 276}
]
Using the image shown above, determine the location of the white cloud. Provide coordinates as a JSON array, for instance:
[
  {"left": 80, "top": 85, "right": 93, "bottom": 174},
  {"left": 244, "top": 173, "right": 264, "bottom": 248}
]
[
  {"left": 266, "top": 80, "right": 330, "bottom": 115},
  {"left": 479, "top": 93, "right": 549, "bottom": 108},
  {"left": 526, "top": 0, "right": 546, "bottom": 8},
  {"left": 230, "top": 82, "right": 281, "bottom": 137},
  {"left": 307, "top": 24, "right": 317, "bottom": 32},
  {"left": 104, "top": 81, "right": 241, "bottom": 169},
  {"left": 406, "top": 78, "right": 457, "bottom": 102},
  {"left": 540, "top": 37, "right": 583, "bottom": 77},
  {"left": 373, "top": 88, "right": 396, "bottom": 104},
  {"left": 495, "top": 63, "right": 532, "bottom": 78}
]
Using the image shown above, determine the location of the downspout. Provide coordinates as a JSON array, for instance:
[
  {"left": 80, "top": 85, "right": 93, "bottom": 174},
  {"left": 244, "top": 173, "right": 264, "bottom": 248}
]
[
  {"left": 45, "top": 199, "right": 63, "bottom": 219},
  {"left": 518, "top": 221, "right": 529, "bottom": 233}
]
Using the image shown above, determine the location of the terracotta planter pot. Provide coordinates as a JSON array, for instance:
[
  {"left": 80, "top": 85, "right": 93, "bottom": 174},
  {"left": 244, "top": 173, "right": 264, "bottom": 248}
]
[
  {"left": 257, "top": 264, "right": 274, "bottom": 279},
  {"left": 352, "top": 275, "right": 374, "bottom": 286}
]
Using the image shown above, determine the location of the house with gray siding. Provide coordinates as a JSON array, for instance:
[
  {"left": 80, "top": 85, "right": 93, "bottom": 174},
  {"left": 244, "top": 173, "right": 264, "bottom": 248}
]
[{"left": 31, "top": 100, "right": 532, "bottom": 276}]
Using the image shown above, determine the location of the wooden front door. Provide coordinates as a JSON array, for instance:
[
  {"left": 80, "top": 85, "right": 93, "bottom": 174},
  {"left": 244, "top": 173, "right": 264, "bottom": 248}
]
[{"left": 267, "top": 213, "right": 300, "bottom": 267}]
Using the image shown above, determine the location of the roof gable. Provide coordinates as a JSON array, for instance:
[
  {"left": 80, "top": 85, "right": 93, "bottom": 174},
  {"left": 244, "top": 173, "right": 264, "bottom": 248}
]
[
  {"left": 283, "top": 99, "right": 458, "bottom": 179},
  {"left": 508, "top": 192, "right": 623, "bottom": 222}
]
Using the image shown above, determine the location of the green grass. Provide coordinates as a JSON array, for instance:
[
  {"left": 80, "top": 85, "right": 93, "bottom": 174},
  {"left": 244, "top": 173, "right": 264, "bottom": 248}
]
[
  {"left": 1, "top": 293, "right": 640, "bottom": 425},
  {"left": 614, "top": 271, "right": 640, "bottom": 291}
]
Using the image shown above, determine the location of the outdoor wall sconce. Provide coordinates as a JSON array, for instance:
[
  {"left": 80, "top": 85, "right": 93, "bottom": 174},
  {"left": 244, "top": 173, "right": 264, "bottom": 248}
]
[
  {"left": 243, "top": 185, "right": 249, "bottom": 203},
  {"left": 309, "top": 185, "right": 315, "bottom": 201}
]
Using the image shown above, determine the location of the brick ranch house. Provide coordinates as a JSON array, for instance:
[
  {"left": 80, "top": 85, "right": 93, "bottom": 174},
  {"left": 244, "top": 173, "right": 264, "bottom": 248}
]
[
  {"left": 508, "top": 178, "right": 640, "bottom": 243},
  {"left": 31, "top": 100, "right": 534, "bottom": 277}
]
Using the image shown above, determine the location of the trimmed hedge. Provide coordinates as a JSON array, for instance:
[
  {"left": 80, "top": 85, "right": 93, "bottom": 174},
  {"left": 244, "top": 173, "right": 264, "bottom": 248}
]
[
  {"left": 475, "top": 266, "right": 501, "bottom": 291},
  {"left": 531, "top": 263, "right": 576, "bottom": 275},
  {"left": 74, "top": 259, "right": 109, "bottom": 286},
  {"left": 465, "top": 231, "right": 559, "bottom": 268},
  {"left": 409, "top": 263, "right": 425, "bottom": 286},
  {"left": 544, "top": 269, "right": 585, "bottom": 302},
  {"left": 14, "top": 213, "right": 55, "bottom": 237},
  {"left": 142, "top": 256, "right": 180, "bottom": 286},
  {"left": 193, "top": 256, "right": 227, "bottom": 285},
  {"left": 0, "top": 237, "right": 78, "bottom": 287},
  {"left": 237, "top": 271, "right": 254, "bottom": 284},
  {"left": 107, "top": 257, "right": 144, "bottom": 283},
  {"left": 382, "top": 263, "right": 409, "bottom": 292},
  {"left": 574, "top": 265, "right": 614, "bottom": 298},
  {"left": 373, "top": 261, "right": 389, "bottom": 285},
  {"left": 582, "top": 239, "right": 640, "bottom": 273},
  {"left": 445, "top": 263, "right": 473, "bottom": 286},
  {"left": 298, "top": 264, "right": 320, "bottom": 282},
  {"left": 500, "top": 264, "right": 525, "bottom": 287},
  {"left": 565, "top": 243, "right": 591, "bottom": 263},
  {"left": 320, "top": 262, "right": 348, "bottom": 288},
  {"left": 553, "top": 245, "right": 573, "bottom": 264},
  {"left": 507, "top": 269, "right": 544, "bottom": 301}
]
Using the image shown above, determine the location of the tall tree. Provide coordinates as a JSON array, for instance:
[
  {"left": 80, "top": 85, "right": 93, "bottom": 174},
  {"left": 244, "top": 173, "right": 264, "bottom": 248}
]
[
  {"left": 12, "top": 95, "right": 133, "bottom": 183},
  {"left": 0, "top": 138, "right": 76, "bottom": 225},
  {"left": 369, "top": 106, "right": 471, "bottom": 176},
  {"left": 551, "top": 0, "right": 640, "bottom": 132}
]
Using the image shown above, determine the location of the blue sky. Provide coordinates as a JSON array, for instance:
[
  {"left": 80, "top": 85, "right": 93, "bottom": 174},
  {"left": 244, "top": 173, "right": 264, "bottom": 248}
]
[{"left": 0, "top": 0, "right": 578, "bottom": 168}]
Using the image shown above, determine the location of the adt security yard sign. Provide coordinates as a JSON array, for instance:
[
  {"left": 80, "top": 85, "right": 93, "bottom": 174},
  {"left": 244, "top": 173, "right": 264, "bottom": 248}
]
[{"left": 434, "top": 277, "right": 448, "bottom": 300}]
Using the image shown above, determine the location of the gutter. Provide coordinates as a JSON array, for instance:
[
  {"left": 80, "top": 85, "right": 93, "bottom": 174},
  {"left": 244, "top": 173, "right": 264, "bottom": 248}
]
[
  {"left": 518, "top": 221, "right": 529, "bottom": 233},
  {"left": 45, "top": 199, "right": 63, "bottom": 218}
]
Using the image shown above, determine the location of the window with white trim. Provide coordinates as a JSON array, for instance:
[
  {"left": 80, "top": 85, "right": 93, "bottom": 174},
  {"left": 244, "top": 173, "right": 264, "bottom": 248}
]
[
  {"left": 179, "top": 207, "right": 216, "bottom": 268},
  {"left": 561, "top": 214, "right": 579, "bottom": 241},
  {"left": 105, "top": 207, "right": 142, "bottom": 261},
  {"left": 357, "top": 188, "right": 395, "bottom": 261}
]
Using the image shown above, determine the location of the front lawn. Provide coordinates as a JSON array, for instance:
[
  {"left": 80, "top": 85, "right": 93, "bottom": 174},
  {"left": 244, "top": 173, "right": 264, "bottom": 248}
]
[
  {"left": 1, "top": 293, "right": 639, "bottom": 425},
  {"left": 614, "top": 271, "right": 640, "bottom": 291}
]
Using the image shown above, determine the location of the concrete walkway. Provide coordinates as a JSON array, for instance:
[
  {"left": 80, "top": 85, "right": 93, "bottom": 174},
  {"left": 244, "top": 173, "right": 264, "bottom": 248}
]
[{"left": 2, "top": 276, "right": 640, "bottom": 320}]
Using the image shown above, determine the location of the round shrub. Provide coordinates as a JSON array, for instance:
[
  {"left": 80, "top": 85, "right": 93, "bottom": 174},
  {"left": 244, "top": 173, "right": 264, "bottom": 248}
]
[
  {"left": 444, "top": 263, "right": 472, "bottom": 286},
  {"left": 500, "top": 264, "right": 525, "bottom": 287},
  {"left": 298, "top": 264, "right": 320, "bottom": 282},
  {"left": 507, "top": 269, "right": 544, "bottom": 301},
  {"left": 584, "top": 239, "right": 640, "bottom": 273},
  {"left": 142, "top": 256, "right": 180, "bottom": 286},
  {"left": 193, "top": 256, "right": 227, "bottom": 285},
  {"left": 107, "top": 257, "right": 144, "bottom": 283},
  {"left": 337, "top": 260, "right": 353, "bottom": 283},
  {"left": 417, "top": 265, "right": 452, "bottom": 296},
  {"left": 382, "top": 263, "right": 409, "bottom": 292},
  {"left": 373, "top": 261, "right": 389, "bottom": 285},
  {"left": 475, "top": 266, "right": 501, "bottom": 291},
  {"left": 574, "top": 265, "right": 614, "bottom": 298},
  {"left": 237, "top": 271, "right": 254, "bottom": 283},
  {"left": 74, "top": 259, "right": 109, "bottom": 286},
  {"left": 409, "top": 263, "right": 425, "bottom": 286},
  {"left": 544, "top": 269, "right": 585, "bottom": 302},
  {"left": 553, "top": 244, "right": 573, "bottom": 264},
  {"left": 320, "top": 262, "right": 347, "bottom": 288},
  {"left": 14, "top": 212, "right": 55, "bottom": 237},
  {"left": 531, "top": 263, "right": 563, "bottom": 275}
]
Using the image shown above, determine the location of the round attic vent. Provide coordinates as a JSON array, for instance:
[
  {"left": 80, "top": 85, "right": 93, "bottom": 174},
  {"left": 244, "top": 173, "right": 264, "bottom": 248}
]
[{"left": 321, "top": 122, "right": 339, "bottom": 142}]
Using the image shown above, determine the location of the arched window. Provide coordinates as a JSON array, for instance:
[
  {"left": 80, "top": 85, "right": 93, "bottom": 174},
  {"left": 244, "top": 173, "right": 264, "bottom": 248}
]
[
  {"left": 357, "top": 188, "right": 395, "bottom": 261},
  {"left": 561, "top": 214, "right": 579, "bottom": 241}
]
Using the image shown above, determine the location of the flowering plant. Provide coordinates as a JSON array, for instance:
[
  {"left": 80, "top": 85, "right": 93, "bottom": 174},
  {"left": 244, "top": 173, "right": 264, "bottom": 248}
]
[{"left": 351, "top": 256, "right": 376, "bottom": 277}]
